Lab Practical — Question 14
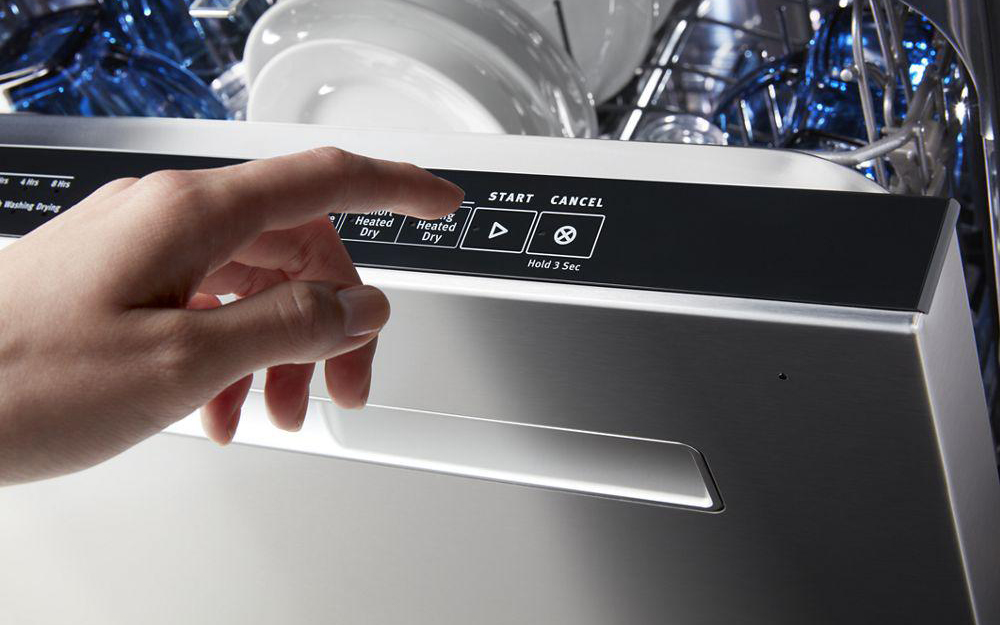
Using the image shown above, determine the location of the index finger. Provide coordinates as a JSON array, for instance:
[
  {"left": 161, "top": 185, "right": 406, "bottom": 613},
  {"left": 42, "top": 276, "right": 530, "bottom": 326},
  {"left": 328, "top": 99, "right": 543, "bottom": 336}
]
[{"left": 141, "top": 147, "right": 464, "bottom": 269}]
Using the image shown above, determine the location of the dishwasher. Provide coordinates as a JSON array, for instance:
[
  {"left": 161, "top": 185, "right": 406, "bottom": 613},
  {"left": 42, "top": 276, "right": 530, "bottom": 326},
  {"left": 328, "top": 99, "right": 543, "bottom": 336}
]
[{"left": 0, "top": 0, "right": 998, "bottom": 623}]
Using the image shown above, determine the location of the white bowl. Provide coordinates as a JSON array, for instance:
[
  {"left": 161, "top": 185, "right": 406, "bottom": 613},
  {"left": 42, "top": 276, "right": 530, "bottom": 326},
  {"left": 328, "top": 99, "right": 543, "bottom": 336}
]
[
  {"left": 244, "top": 0, "right": 597, "bottom": 137},
  {"left": 515, "top": 0, "right": 658, "bottom": 103},
  {"left": 248, "top": 39, "right": 505, "bottom": 133}
]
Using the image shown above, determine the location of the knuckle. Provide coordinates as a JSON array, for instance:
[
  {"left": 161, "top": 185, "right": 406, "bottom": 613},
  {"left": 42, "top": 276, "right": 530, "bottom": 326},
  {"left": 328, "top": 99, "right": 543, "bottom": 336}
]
[
  {"left": 280, "top": 282, "right": 337, "bottom": 355},
  {"left": 140, "top": 169, "right": 193, "bottom": 194},
  {"left": 307, "top": 146, "right": 355, "bottom": 172},
  {"left": 234, "top": 266, "right": 265, "bottom": 298},
  {"left": 152, "top": 314, "right": 203, "bottom": 385},
  {"left": 284, "top": 224, "right": 329, "bottom": 277},
  {"left": 401, "top": 161, "right": 425, "bottom": 176},
  {"left": 98, "top": 177, "right": 139, "bottom": 194},
  {"left": 138, "top": 170, "right": 205, "bottom": 211}
]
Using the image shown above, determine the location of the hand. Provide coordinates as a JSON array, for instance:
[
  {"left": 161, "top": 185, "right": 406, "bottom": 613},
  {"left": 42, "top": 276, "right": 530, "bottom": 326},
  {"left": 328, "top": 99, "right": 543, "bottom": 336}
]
[{"left": 0, "top": 147, "right": 463, "bottom": 485}]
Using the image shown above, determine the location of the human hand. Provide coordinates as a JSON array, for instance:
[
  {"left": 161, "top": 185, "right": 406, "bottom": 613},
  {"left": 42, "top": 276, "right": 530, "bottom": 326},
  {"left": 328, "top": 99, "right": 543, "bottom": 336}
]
[{"left": 0, "top": 148, "right": 463, "bottom": 485}]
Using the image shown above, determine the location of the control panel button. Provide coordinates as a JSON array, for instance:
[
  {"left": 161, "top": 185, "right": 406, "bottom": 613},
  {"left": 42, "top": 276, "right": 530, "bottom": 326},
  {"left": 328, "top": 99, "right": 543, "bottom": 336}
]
[
  {"left": 340, "top": 210, "right": 405, "bottom": 243},
  {"left": 460, "top": 207, "right": 537, "bottom": 253},
  {"left": 527, "top": 212, "right": 605, "bottom": 259},
  {"left": 397, "top": 206, "right": 471, "bottom": 248}
]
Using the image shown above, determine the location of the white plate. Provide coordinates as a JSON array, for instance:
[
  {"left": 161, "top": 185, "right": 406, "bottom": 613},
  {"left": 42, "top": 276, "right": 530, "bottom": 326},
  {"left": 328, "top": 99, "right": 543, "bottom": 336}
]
[
  {"left": 248, "top": 39, "right": 505, "bottom": 133},
  {"left": 244, "top": 0, "right": 596, "bottom": 137},
  {"left": 515, "top": 0, "right": 658, "bottom": 103}
]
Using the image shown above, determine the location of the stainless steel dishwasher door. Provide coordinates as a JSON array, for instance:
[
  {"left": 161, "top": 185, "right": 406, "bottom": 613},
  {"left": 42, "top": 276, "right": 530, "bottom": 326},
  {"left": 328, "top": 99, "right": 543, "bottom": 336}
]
[{"left": 0, "top": 240, "right": 998, "bottom": 625}]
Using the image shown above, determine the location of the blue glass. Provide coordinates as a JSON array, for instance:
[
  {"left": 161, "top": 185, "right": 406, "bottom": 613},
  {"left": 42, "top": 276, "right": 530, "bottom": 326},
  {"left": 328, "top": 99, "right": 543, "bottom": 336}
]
[
  {"left": 0, "top": 0, "right": 30, "bottom": 52},
  {"left": 0, "top": 5, "right": 98, "bottom": 74},
  {"left": 81, "top": 45, "right": 230, "bottom": 118},
  {"left": 100, "top": 0, "right": 235, "bottom": 81},
  {"left": 6, "top": 16, "right": 228, "bottom": 119},
  {"left": 712, "top": 5, "right": 941, "bottom": 150},
  {"left": 185, "top": 0, "right": 272, "bottom": 61},
  {"left": 795, "top": 6, "right": 938, "bottom": 143},
  {"left": 813, "top": 7, "right": 937, "bottom": 89},
  {"left": 6, "top": 69, "right": 92, "bottom": 114}
]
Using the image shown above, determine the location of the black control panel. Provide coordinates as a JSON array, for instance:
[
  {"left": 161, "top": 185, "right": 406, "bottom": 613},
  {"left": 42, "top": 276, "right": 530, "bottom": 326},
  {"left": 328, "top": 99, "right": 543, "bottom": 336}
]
[{"left": 0, "top": 146, "right": 956, "bottom": 311}]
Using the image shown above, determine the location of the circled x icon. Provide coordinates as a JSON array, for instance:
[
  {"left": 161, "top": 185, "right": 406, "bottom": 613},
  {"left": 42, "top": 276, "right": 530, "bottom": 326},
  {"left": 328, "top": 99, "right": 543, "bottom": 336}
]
[{"left": 553, "top": 225, "right": 577, "bottom": 246}]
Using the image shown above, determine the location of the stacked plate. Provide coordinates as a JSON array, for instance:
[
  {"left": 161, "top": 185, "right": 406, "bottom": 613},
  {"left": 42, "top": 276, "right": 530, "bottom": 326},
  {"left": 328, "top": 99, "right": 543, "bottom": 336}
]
[
  {"left": 244, "top": 0, "right": 680, "bottom": 136},
  {"left": 244, "top": 0, "right": 599, "bottom": 137},
  {"left": 517, "top": 0, "right": 672, "bottom": 104}
]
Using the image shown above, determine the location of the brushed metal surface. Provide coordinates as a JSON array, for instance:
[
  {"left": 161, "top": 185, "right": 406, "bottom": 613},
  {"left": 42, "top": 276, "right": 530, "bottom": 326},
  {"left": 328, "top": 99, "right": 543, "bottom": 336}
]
[
  {"left": 0, "top": 242, "right": 994, "bottom": 624},
  {"left": 917, "top": 237, "right": 1000, "bottom": 625}
]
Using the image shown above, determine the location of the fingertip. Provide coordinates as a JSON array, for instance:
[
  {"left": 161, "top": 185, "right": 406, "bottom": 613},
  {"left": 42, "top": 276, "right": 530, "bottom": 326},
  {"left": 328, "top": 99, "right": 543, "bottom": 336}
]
[
  {"left": 288, "top": 392, "right": 309, "bottom": 431},
  {"left": 200, "top": 375, "right": 252, "bottom": 445},
  {"left": 224, "top": 409, "right": 240, "bottom": 445},
  {"left": 439, "top": 177, "right": 465, "bottom": 206},
  {"left": 186, "top": 292, "right": 222, "bottom": 311},
  {"left": 270, "top": 390, "right": 308, "bottom": 432},
  {"left": 332, "top": 395, "right": 366, "bottom": 411},
  {"left": 201, "top": 405, "right": 239, "bottom": 446},
  {"left": 325, "top": 340, "right": 377, "bottom": 410},
  {"left": 337, "top": 285, "right": 390, "bottom": 337},
  {"left": 264, "top": 363, "right": 314, "bottom": 431},
  {"left": 361, "top": 371, "right": 372, "bottom": 406}
]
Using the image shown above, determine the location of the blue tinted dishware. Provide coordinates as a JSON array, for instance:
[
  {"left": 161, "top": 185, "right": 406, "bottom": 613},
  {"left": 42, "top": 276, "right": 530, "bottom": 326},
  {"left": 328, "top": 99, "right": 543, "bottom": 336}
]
[
  {"left": 796, "top": 5, "right": 939, "bottom": 142},
  {"left": 0, "top": 0, "right": 30, "bottom": 51},
  {"left": 99, "top": 0, "right": 233, "bottom": 81},
  {"left": 3, "top": 8, "right": 228, "bottom": 119},
  {"left": 0, "top": 4, "right": 97, "bottom": 74},
  {"left": 187, "top": 0, "right": 272, "bottom": 62}
]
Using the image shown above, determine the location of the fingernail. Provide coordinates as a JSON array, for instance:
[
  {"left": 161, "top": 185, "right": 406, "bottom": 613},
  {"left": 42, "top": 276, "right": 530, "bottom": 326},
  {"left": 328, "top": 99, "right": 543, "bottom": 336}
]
[{"left": 337, "top": 285, "right": 390, "bottom": 337}]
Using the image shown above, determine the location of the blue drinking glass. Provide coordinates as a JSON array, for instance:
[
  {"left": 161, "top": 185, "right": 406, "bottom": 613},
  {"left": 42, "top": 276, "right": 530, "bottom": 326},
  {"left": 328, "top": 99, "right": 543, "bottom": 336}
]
[
  {"left": 0, "top": 4, "right": 98, "bottom": 74},
  {"left": 4, "top": 7, "right": 228, "bottom": 119},
  {"left": 795, "top": 5, "right": 939, "bottom": 143},
  {"left": 0, "top": 0, "right": 30, "bottom": 52},
  {"left": 186, "top": 0, "right": 272, "bottom": 61},
  {"left": 0, "top": 5, "right": 99, "bottom": 115},
  {"left": 100, "top": 0, "right": 236, "bottom": 82},
  {"left": 85, "top": 45, "right": 231, "bottom": 118},
  {"left": 712, "top": 4, "right": 941, "bottom": 150}
]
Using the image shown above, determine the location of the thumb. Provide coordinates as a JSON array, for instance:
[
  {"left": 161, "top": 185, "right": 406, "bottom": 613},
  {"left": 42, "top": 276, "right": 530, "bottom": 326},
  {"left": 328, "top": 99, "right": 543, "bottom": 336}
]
[{"left": 172, "top": 281, "right": 390, "bottom": 391}]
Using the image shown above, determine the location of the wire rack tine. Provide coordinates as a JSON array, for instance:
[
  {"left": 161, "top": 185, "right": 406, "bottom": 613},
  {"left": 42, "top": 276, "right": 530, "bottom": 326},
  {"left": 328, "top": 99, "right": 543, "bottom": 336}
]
[
  {"left": 851, "top": 0, "right": 889, "bottom": 186},
  {"left": 881, "top": 0, "right": 913, "bottom": 104}
]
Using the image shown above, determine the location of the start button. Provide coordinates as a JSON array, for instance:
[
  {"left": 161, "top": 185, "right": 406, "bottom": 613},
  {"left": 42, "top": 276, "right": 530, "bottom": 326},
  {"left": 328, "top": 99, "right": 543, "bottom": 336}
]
[{"left": 460, "top": 207, "right": 537, "bottom": 253}]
